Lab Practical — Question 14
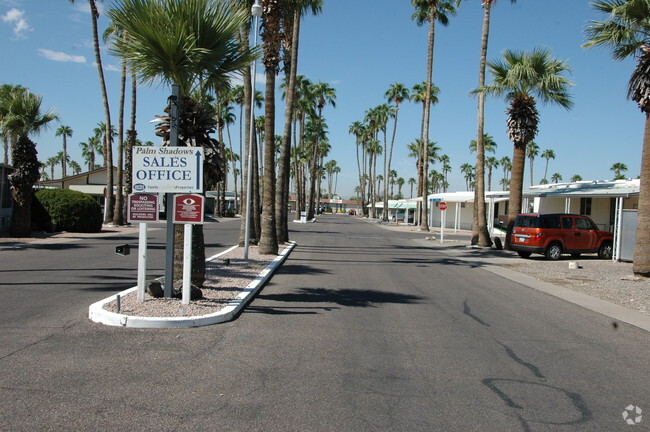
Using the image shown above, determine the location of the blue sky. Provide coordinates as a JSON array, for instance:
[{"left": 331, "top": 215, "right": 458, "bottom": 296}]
[{"left": 0, "top": 0, "right": 642, "bottom": 199}]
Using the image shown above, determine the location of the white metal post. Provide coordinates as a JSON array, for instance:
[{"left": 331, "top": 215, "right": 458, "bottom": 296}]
[
  {"left": 440, "top": 209, "right": 445, "bottom": 244},
  {"left": 182, "top": 223, "right": 192, "bottom": 305},
  {"left": 137, "top": 222, "right": 147, "bottom": 303},
  {"left": 614, "top": 196, "right": 623, "bottom": 261}
]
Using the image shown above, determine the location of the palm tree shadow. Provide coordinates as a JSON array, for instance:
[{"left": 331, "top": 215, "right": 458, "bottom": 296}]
[{"left": 257, "top": 287, "right": 425, "bottom": 308}]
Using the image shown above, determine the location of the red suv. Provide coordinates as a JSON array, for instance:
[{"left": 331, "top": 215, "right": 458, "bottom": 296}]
[{"left": 510, "top": 213, "right": 613, "bottom": 260}]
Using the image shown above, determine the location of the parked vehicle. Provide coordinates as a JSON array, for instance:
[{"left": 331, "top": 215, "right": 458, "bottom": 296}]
[{"left": 510, "top": 213, "right": 613, "bottom": 260}]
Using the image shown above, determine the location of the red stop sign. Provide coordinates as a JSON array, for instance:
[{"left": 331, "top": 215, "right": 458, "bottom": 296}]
[{"left": 439, "top": 201, "right": 448, "bottom": 211}]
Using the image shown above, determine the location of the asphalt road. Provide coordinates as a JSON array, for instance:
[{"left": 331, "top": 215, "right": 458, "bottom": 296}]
[{"left": 0, "top": 215, "right": 648, "bottom": 431}]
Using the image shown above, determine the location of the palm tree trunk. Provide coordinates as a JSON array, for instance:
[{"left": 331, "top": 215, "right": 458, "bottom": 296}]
[
  {"left": 276, "top": 9, "right": 300, "bottom": 243},
  {"left": 633, "top": 113, "right": 650, "bottom": 276},
  {"left": 505, "top": 141, "right": 526, "bottom": 249},
  {"left": 420, "top": 15, "right": 435, "bottom": 231},
  {"left": 472, "top": 1, "right": 493, "bottom": 247},
  {"left": 89, "top": 0, "right": 113, "bottom": 224},
  {"left": 125, "top": 70, "right": 136, "bottom": 197},
  {"left": 113, "top": 57, "right": 127, "bottom": 226},
  {"left": 259, "top": 67, "right": 278, "bottom": 255}
]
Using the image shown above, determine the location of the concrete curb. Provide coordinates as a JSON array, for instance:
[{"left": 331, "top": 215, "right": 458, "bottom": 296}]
[{"left": 88, "top": 241, "right": 297, "bottom": 328}]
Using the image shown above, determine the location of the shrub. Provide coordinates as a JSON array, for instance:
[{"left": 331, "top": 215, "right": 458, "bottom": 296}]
[{"left": 33, "top": 189, "right": 102, "bottom": 233}]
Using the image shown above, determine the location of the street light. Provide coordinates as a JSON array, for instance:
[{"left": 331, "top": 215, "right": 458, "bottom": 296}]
[{"left": 244, "top": 0, "right": 262, "bottom": 260}]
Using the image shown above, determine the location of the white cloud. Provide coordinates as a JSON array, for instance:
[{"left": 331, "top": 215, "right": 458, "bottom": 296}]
[
  {"left": 38, "top": 48, "right": 86, "bottom": 63},
  {"left": 2, "top": 8, "right": 32, "bottom": 39}
]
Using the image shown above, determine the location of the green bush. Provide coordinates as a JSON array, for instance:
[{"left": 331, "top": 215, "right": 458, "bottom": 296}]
[{"left": 33, "top": 189, "right": 102, "bottom": 233}]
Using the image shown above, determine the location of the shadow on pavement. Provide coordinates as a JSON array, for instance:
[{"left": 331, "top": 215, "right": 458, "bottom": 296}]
[{"left": 257, "top": 287, "right": 426, "bottom": 308}]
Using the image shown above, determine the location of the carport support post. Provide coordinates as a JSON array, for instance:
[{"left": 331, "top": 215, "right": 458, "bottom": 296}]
[
  {"left": 164, "top": 84, "right": 180, "bottom": 298},
  {"left": 137, "top": 222, "right": 147, "bottom": 303}
]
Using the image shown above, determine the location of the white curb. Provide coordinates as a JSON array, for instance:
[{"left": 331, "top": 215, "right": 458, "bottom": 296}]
[{"left": 89, "top": 241, "right": 296, "bottom": 328}]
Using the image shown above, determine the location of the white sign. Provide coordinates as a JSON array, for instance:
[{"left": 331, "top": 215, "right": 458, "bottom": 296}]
[{"left": 132, "top": 146, "right": 203, "bottom": 193}]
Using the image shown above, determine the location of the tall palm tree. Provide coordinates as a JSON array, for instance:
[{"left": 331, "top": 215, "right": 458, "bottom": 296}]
[
  {"left": 275, "top": 0, "right": 323, "bottom": 243},
  {"left": 481, "top": 48, "right": 573, "bottom": 247},
  {"left": 108, "top": 0, "right": 254, "bottom": 287},
  {"left": 55, "top": 125, "right": 73, "bottom": 178},
  {"left": 348, "top": 120, "right": 367, "bottom": 216},
  {"left": 68, "top": 0, "right": 114, "bottom": 223},
  {"left": 3, "top": 89, "right": 57, "bottom": 236},
  {"left": 610, "top": 162, "right": 629, "bottom": 180},
  {"left": 571, "top": 174, "right": 582, "bottom": 182},
  {"left": 408, "top": 177, "right": 416, "bottom": 198},
  {"left": 439, "top": 153, "right": 451, "bottom": 192},
  {"left": 411, "top": 0, "right": 458, "bottom": 231},
  {"left": 541, "top": 148, "right": 555, "bottom": 182},
  {"left": 460, "top": 162, "right": 474, "bottom": 191},
  {"left": 499, "top": 155, "right": 511, "bottom": 184},
  {"left": 385, "top": 82, "right": 409, "bottom": 213},
  {"left": 526, "top": 141, "right": 540, "bottom": 186},
  {"left": 306, "top": 81, "right": 336, "bottom": 220},
  {"left": 485, "top": 156, "right": 499, "bottom": 191},
  {"left": 471, "top": 0, "right": 517, "bottom": 247}
]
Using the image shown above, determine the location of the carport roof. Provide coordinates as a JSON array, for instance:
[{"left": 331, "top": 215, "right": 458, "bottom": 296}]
[{"left": 523, "top": 179, "right": 640, "bottom": 199}]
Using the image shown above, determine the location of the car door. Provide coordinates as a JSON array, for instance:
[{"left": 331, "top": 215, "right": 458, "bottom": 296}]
[
  {"left": 560, "top": 216, "right": 574, "bottom": 250},
  {"left": 574, "top": 216, "right": 598, "bottom": 251}
]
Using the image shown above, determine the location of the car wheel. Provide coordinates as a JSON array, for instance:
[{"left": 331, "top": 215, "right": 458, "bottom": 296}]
[
  {"left": 545, "top": 243, "right": 562, "bottom": 261},
  {"left": 517, "top": 251, "right": 532, "bottom": 258},
  {"left": 598, "top": 242, "right": 613, "bottom": 260}
]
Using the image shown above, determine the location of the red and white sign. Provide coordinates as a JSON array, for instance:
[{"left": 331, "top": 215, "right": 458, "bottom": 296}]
[
  {"left": 128, "top": 193, "right": 159, "bottom": 223},
  {"left": 439, "top": 201, "right": 448, "bottom": 211},
  {"left": 173, "top": 194, "right": 204, "bottom": 224}
]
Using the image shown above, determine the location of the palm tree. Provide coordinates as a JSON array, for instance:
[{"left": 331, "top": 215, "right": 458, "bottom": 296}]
[
  {"left": 349, "top": 120, "right": 367, "bottom": 216},
  {"left": 550, "top": 172, "right": 563, "bottom": 183},
  {"left": 411, "top": 0, "right": 458, "bottom": 231},
  {"left": 541, "top": 148, "right": 555, "bottom": 182},
  {"left": 385, "top": 82, "right": 409, "bottom": 209},
  {"left": 55, "top": 125, "right": 73, "bottom": 178},
  {"left": 526, "top": 141, "right": 540, "bottom": 186},
  {"left": 275, "top": 0, "right": 323, "bottom": 243},
  {"left": 69, "top": 160, "right": 82, "bottom": 176},
  {"left": 485, "top": 156, "right": 499, "bottom": 191},
  {"left": 439, "top": 153, "right": 451, "bottom": 192},
  {"left": 584, "top": 0, "right": 650, "bottom": 276},
  {"left": 460, "top": 163, "right": 475, "bottom": 191},
  {"left": 2, "top": 88, "right": 57, "bottom": 236},
  {"left": 469, "top": 133, "right": 497, "bottom": 154},
  {"left": 481, "top": 48, "right": 573, "bottom": 247},
  {"left": 408, "top": 177, "right": 416, "bottom": 198},
  {"left": 108, "top": 0, "right": 254, "bottom": 288},
  {"left": 46, "top": 156, "right": 59, "bottom": 179},
  {"left": 499, "top": 155, "right": 511, "bottom": 184},
  {"left": 306, "top": 81, "right": 336, "bottom": 220},
  {"left": 471, "top": 0, "right": 517, "bottom": 247},
  {"left": 396, "top": 177, "right": 405, "bottom": 198},
  {"left": 610, "top": 162, "right": 629, "bottom": 180},
  {"left": 68, "top": 0, "right": 114, "bottom": 223}
]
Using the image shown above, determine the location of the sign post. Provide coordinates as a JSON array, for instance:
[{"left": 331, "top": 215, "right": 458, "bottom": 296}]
[
  {"left": 173, "top": 194, "right": 204, "bottom": 305},
  {"left": 439, "top": 201, "right": 447, "bottom": 244},
  {"left": 132, "top": 137, "right": 204, "bottom": 298},
  {"left": 128, "top": 194, "right": 159, "bottom": 303}
]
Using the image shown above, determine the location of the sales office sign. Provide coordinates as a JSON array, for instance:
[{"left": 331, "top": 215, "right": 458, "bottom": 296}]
[{"left": 132, "top": 146, "right": 203, "bottom": 193}]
